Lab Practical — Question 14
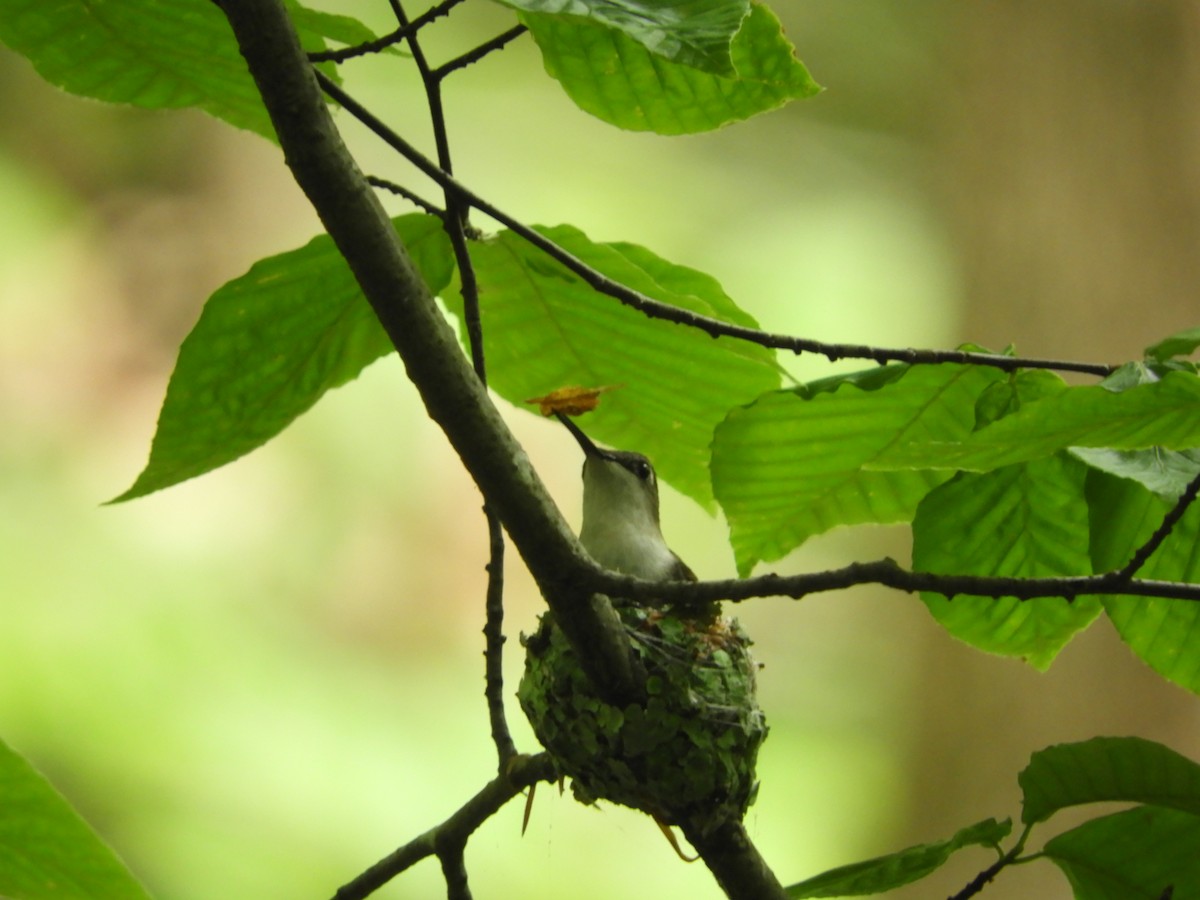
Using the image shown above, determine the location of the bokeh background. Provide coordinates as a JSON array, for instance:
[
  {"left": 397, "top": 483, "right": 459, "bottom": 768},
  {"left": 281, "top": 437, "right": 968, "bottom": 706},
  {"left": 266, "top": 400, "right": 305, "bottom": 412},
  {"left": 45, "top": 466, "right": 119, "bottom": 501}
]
[{"left": 2, "top": 1, "right": 1200, "bottom": 897}]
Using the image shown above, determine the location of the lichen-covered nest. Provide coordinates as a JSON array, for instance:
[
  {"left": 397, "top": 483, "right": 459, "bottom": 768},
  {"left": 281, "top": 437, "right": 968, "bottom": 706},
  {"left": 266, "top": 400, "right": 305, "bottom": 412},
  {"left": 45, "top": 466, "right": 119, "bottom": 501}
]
[{"left": 518, "top": 607, "right": 767, "bottom": 826}]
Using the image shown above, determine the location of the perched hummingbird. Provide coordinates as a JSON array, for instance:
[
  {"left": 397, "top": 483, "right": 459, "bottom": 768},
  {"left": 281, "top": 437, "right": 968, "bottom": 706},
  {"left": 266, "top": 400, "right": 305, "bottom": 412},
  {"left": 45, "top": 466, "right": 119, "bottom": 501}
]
[{"left": 556, "top": 414, "right": 696, "bottom": 584}]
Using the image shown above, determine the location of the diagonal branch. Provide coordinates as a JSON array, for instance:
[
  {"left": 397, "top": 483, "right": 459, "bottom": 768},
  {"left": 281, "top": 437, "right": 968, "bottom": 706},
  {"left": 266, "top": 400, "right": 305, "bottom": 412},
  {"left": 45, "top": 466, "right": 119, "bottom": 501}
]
[
  {"left": 311, "top": 72, "right": 1117, "bottom": 379},
  {"left": 365, "top": 175, "right": 445, "bottom": 219},
  {"left": 432, "top": 25, "right": 529, "bottom": 81},
  {"left": 680, "top": 818, "right": 787, "bottom": 900},
  {"left": 331, "top": 753, "right": 557, "bottom": 899},
  {"left": 1114, "top": 469, "right": 1200, "bottom": 582},
  {"left": 307, "top": 0, "right": 467, "bottom": 62},
  {"left": 217, "top": 0, "right": 645, "bottom": 708}
]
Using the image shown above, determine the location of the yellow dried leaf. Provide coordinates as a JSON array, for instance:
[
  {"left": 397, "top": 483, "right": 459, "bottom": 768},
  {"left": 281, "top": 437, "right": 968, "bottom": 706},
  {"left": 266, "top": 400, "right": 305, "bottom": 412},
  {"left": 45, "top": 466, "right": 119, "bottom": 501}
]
[{"left": 525, "top": 385, "right": 622, "bottom": 417}]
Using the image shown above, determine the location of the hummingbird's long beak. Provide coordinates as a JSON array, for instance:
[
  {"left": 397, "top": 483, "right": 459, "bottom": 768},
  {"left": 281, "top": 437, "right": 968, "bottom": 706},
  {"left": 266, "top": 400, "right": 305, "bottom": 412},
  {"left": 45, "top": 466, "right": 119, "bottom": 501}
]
[{"left": 555, "top": 412, "right": 604, "bottom": 459}]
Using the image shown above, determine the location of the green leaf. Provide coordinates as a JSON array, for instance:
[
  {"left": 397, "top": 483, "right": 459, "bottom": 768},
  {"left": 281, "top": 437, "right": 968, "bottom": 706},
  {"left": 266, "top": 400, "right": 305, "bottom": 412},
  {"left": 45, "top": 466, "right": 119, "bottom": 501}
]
[
  {"left": 712, "top": 364, "right": 1004, "bottom": 576},
  {"left": 500, "top": 0, "right": 750, "bottom": 75},
  {"left": 0, "top": 737, "right": 151, "bottom": 900},
  {"left": 871, "top": 371, "right": 1200, "bottom": 472},
  {"left": 1019, "top": 737, "right": 1200, "bottom": 825},
  {"left": 1146, "top": 325, "right": 1200, "bottom": 364},
  {"left": 1071, "top": 447, "right": 1200, "bottom": 502},
  {"left": 784, "top": 818, "right": 1011, "bottom": 898},
  {"left": 0, "top": 0, "right": 275, "bottom": 138},
  {"left": 1086, "top": 472, "right": 1200, "bottom": 694},
  {"left": 287, "top": 3, "right": 384, "bottom": 48},
  {"left": 1044, "top": 806, "right": 1200, "bottom": 900},
  {"left": 458, "top": 225, "right": 780, "bottom": 509},
  {"left": 113, "top": 214, "right": 454, "bottom": 502},
  {"left": 973, "top": 369, "right": 1068, "bottom": 428},
  {"left": 0, "top": 0, "right": 381, "bottom": 140},
  {"left": 524, "top": 2, "right": 820, "bottom": 134},
  {"left": 793, "top": 363, "right": 910, "bottom": 398},
  {"left": 912, "top": 454, "right": 1100, "bottom": 669}
]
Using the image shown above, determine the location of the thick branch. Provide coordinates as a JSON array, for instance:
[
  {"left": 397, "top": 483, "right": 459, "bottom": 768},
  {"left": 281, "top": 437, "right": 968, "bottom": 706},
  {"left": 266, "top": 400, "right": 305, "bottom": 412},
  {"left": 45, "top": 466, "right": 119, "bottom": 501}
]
[
  {"left": 216, "top": 0, "right": 644, "bottom": 705},
  {"left": 679, "top": 819, "right": 787, "bottom": 900}
]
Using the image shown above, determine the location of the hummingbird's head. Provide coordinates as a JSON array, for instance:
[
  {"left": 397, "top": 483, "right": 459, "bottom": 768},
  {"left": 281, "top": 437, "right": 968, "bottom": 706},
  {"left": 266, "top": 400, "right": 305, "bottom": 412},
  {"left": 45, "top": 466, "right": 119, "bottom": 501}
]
[
  {"left": 556, "top": 413, "right": 661, "bottom": 524},
  {"left": 555, "top": 413, "right": 695, "bottom": 583}
]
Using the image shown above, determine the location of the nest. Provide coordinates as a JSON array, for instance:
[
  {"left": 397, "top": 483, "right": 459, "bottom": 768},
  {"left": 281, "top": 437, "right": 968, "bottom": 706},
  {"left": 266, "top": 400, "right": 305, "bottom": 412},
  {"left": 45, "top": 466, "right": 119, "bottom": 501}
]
[{"left": 518, "top": 607, "right": 767, "bottom": 827}]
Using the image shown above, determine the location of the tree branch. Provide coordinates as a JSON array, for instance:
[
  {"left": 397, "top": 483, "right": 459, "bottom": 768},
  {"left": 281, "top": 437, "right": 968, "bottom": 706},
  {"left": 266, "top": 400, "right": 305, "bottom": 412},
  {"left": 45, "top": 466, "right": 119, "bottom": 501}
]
[
  {"left": 331, "top": 753, "right": 557, "bottom": 899},
  {"left": 432, "top": 26, "right": 529, "bottom": 81},
  {"left": 216, "top": 0, "right": 645, "bottom": 708},
  {"left": 365, "top": 175, "right": 445, "bottom": 219},
  {"left": 1114, "top": 469, "right": 1200, "bottom": 582},
  {"left": 391, "top": 0, "right": 518, "bottom": 765},
  {"left": 311, "top": 72, "right": 1117, "bottom": 379},
  {"left": 306, "top": 0, "right": 466, "bottom": 63},
  {"left": 483, "top": 510, "right": 516, "bottom": 764},
  {"left": 949, "top": 825, "right": 1030, "bottom": 900},
  {"left": 679, "top": 818, "right": 787, "bottom": 900},
  {"left": 585, "top": 557, "right": 1200, "bottom": 606}
]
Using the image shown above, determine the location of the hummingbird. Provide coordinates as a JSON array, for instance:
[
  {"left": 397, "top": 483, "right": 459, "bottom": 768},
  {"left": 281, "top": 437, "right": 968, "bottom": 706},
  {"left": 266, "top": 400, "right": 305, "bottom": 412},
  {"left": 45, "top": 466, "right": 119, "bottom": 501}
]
[{"left": 556, "top": 413, "right": 696, "bottom": 585}]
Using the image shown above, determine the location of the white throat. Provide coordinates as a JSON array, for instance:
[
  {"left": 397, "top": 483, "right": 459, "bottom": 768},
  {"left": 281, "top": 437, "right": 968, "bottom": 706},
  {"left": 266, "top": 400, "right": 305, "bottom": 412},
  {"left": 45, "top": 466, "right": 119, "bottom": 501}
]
[{"left": 579, "top": 455, "right": 683, "bottom": 581}]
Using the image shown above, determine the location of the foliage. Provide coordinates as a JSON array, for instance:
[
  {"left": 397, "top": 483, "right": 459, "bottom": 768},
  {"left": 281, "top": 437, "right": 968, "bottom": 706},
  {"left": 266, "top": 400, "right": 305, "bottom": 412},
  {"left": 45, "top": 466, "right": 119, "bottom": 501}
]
[
  {"left": 2, "top": 0, "right": 1200, "bottom": 897},
  {"left": 0, "top": 738, "right": 151, "bottom": 900}
]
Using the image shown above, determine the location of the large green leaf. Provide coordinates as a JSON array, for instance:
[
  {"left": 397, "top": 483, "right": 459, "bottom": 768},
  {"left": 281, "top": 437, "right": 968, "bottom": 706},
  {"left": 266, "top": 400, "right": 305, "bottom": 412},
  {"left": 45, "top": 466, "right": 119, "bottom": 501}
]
[
  {"left": 0, "top": 738, "right": 150, "bottom": 900},
  {"left": 871, "top": 370, "right": 1200, "bottom": 472},
  {"left": 784, "top": 818, "right": 1011, "bottom": 898},
  {"left": 1086, "top": 471, "right": 1200, "bottom": 694},
  {"left": 912, "top": 454, "right": 1099, "bottom": 669},
  {"left": 499, "top": 0, "right": 750, "bottom": 75},
  {"left": 1043, "top": 806, "right": 1200, "bottom": 900},
  {"left": 1020, "top": 737, "right": 1200, "bottom": 825},
  {"left": 712, "top": 364, "right": 1003, "bottom": 576},
  {"left": 458, "top": 225, "right": 780, "bottom": 509},
  {"left": 114, "top": 214, "right": 455, "bottom": 502},
  {"left": 524, "top": 2, "right": 820, "bottom": 134},
  {"left": 0, "top": 0, "right": 377, "bottom": 140}
]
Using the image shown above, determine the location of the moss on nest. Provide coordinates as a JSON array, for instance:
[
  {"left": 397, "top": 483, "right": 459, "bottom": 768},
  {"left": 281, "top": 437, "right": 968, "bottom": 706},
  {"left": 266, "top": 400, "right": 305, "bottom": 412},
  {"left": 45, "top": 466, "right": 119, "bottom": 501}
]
[{"left": 518, "top": 607, "right": 767, "bottom": 826}]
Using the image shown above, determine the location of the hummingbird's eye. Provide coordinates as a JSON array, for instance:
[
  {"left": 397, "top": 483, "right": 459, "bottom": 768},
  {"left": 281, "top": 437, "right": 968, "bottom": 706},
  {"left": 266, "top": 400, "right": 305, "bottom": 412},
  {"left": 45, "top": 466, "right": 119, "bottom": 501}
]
[{"left": 633, "top": 460, "right": 653, "bottom": 481}]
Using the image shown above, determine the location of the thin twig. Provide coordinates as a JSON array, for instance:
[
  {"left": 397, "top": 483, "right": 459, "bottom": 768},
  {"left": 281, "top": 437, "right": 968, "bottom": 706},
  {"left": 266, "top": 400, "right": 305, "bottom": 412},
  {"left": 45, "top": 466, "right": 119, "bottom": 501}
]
[
  {"left": 331, "top": 753, "right": 557, "bottom": 900},
  {"left": 947, "top": 851, "right": 1017, "bottom": 900},
  {"left": 1115, "top": 469, "right": 1200, "bottom": 582},
  {"left": 307, "top": 0, "right": 466, "bottom": 62},
  {"left": 365, "top": 175, "right": 446, "bottom": 219},
  {"left": 433, "top": 26, "right": 529, "bottom": 81},
  {"left": 389, "top": 0, "right": 516, "bottom": 765},
  {"left": 311, "top": 71, "right": 1117, "bottom": 379},
  {"left": 582, "top": 557, "right": 1200, "bottom": 606},
  {"left": 948, "top": 826, "right": 1030, "bottom": 900},
  {"left": 484, "top": 510, "right": 517, "bottom": 762}
]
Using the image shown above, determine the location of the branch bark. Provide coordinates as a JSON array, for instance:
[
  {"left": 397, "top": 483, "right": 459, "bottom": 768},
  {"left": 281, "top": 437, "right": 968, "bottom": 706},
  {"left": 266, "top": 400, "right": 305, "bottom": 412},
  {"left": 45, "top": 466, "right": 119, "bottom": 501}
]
[
  {"left": 680, "top": 818, "right": 788, "bottom": 900},
  {"left": 331, "top": 753, "right": 558, "bottom": 899},
  {"left": 215, "top": 0, "right": 642, "bottom": 706},
  {"left": 588, "top": 558, "right": 1200, "bottom": 607}
]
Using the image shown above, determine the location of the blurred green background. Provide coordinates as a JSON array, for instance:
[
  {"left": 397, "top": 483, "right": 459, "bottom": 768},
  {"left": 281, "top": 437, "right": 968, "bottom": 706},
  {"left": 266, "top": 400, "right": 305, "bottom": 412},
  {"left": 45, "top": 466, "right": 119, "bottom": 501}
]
[{"left": 2, "top": 1, "right": 1199, "bottom": 897}]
